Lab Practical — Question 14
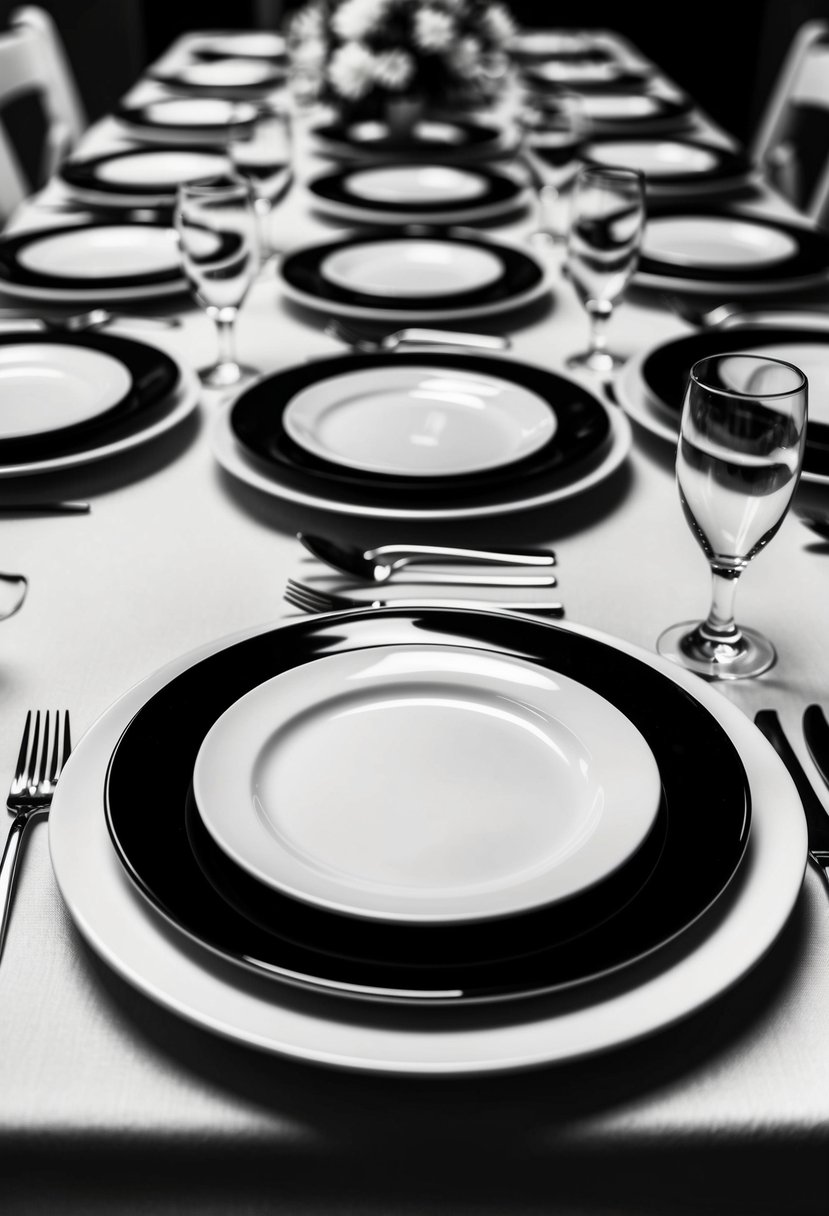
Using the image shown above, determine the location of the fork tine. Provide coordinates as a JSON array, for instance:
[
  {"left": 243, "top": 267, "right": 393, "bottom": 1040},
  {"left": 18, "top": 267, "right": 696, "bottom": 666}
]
[
  {"left": 37, "top": 711, "right": 50, "bottom": 786},
  {"left": 26, "top": 712, "right": 41, "bottom": 788},
  {"left": 48, "top": 712, "right": 61, "bottom": 783},
  {"left": 13, "top": 711, "right": 31, "bottom": 782},
  {"left": 61, "top": 711, "right": 71, "bottom": 772},
  {"left": 285, "top": 579, "right": 334, "bottom": 612}
]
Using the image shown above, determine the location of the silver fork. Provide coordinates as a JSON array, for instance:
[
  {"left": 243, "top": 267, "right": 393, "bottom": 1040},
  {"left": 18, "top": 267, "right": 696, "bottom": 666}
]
[
  {"left": 284, "top": 579, "right": 564, "bottom": 617},
  {"left": 0, "top": 711, "right": 72, "bottom": 962}
]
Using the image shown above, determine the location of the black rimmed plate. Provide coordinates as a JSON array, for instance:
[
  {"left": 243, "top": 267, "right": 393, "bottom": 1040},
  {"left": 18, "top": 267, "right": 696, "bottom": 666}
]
[
  {"left": 629, "top": 325, "right": 829, "bottom": 480},
  {"left": 583, "top": 137, "right": 754, "bottom": 196},
  {"left": 311, "top": 116, "right": 515, "bottom": 163},
  {"left": 149, "top": 58, "right": 287, "bottom": 97},
  {"left": 187, "top": 29, "right": 287, "bottom": 63},
  {"left": 278, "top": 232, "right": 549, "bottom": 323},
  {"left": 59, "top": 146, "right": 232, "bottom": 207},
  {"left": 0, "top": 223, "right": 187, "bottom": 298},
  {"left": 104, "top": 608, "right": 750, "bottom": 1004},
  {"left": 305, "top": 162, "right": 530, "bottom": 226},
  {"left": 571, "top": 92, "right": 695, "bottom": 138},
  {"left": 524, "top": 63, "right": 653, "bottom": 92},
  {"left": 114, "top": 97, "right": 259, "bottom": 145},
  {"left": 0, "top": 329, "right": 179, "bottom": 463},
  {"left": 634, "top": 208, "right": 829, "bottom": 296},
  {"left": 228, "top": 351, "right": 611, "bottom": 509}
]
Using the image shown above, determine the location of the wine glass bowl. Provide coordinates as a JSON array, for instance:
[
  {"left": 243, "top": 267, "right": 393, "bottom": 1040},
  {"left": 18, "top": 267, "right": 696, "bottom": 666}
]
[
  {"left": 518, "top": 88, "right": 588, "bottom": 244},
  {"left": 657, "top": 352, "right": 808, "bottom": 680},
  {"left": 174, "top": 175, "right": 260, "bottom": 389},
  {"left": 227, "top": 101, "right": 293, "bottom": 263},
  {"left": 565, "top": 164, "right": 645, "bottom": 374}
]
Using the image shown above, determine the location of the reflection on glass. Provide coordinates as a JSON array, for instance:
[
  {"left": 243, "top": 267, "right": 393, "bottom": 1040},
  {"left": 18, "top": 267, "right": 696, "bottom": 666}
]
[{"left": 657, "top": 353, "right": 808, "bottom": 680}]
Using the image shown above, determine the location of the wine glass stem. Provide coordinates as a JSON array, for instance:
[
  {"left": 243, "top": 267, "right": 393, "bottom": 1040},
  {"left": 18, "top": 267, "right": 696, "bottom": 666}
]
[
  {"left": 699, "top": 565, "right": 742, "bottom": 644},
  {"left": 212, "top": 308, "right": 239, "bottom": 370},
  {"left": 587, "top": 301, "right": 612, "bottom": 355}
]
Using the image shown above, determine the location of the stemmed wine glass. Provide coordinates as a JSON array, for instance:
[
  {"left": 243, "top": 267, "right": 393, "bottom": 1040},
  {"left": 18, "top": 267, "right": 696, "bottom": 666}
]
[
  {"left": 174, "top": 175, "right": 260, "bottom": 389},
  {"left": 518, "top": 88, "right": 588, "bottom": 246},
  {"left": 565, "top": 164, "right": 645, "bottom": 374},
  {"left": 227, "top": 101, "right": 293, "bottom": 267},
  {"left": 657, "top": 353, "right": 808, "bottom": 680}
]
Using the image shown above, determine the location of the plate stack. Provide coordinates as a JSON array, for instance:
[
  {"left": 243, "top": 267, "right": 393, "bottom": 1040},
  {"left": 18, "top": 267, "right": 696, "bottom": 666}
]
[
  {"left": 210, "top": 349, "right": 631, "bottom": 518},
  {"left": 50, "top": 606, "right": 807, "bottom": 1074}
]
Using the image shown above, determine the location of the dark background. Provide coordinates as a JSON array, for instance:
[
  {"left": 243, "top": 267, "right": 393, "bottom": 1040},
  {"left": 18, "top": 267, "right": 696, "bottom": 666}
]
[{"left": 1, "top": 0, "right": 829, "bottom": 140}]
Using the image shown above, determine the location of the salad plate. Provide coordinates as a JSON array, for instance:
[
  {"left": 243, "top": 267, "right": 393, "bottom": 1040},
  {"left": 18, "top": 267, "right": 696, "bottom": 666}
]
[{"left": 192, "top": 644, "right": 662, "bottom": 923}]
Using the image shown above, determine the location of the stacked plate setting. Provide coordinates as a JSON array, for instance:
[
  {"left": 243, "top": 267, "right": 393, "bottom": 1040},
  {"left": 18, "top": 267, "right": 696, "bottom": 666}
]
[
  {"left": 50, "top": 606, "right": 807, "bottom": 1073},
  {"left": 0, "top": 328, "right": 197, "bottom": 476},
  {"left": 210, "top": 349, "right": 631, "bottom": 519}
]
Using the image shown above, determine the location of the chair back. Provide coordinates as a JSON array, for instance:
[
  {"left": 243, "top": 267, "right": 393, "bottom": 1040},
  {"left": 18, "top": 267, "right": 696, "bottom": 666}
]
[
  {"left": 0, "top": 5, "right": 86, "bottom": 222},
  {"left": 751, "top": 19, "right": 829, "bottom": 227}
]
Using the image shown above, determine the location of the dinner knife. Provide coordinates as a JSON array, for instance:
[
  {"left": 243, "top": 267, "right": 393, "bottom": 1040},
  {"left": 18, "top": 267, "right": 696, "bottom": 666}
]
[{"left": 754, "top": 708, "right": 829, "bottom": 891}]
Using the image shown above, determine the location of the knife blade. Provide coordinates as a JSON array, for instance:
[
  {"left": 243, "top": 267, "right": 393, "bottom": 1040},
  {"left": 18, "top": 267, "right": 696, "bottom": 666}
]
[{"left": 755, "top": 709, "right": 829, "bottom": 891}]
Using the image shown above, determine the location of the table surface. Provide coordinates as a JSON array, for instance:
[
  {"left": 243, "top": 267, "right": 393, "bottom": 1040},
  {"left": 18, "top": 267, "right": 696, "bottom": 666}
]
[{"left": 1, "top": 27, "right": 829, "bottom": 1215}]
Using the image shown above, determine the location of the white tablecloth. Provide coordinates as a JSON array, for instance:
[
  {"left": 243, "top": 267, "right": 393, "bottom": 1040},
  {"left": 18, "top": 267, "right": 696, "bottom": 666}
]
[{"left": 0, "top": 27, "right": 828, "bottom": 1215}]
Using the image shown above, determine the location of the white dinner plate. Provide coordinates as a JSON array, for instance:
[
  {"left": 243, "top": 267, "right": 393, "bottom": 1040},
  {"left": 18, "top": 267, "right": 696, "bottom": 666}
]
[
  {"left": 60, "top": 148, "right": 231, "bottom": 208},
  {"left": 49, "top": 615, "right": 806, "bottom": 1075},
  {"left": 211, "top": 393, "right": 630, "bottom": 520},
  {"left": 193, "top": 645, "right": 661, "bottom": 923},
  {"left": 0, "top": 350, "right": 198, "bottom": 478},
  {"left": 166, "top": 59, "right": 279, "bottom": 87},
  {"left": 642, "top": 216, "right": 798, "bottom": 269},
  {"left": 588, "top": 139, "right": 720, "bottom": 174},
  {"left": 320, "top": 240, "right": 505, "bottom": 298},
  {"left": 530, "top": 60, "right": 627, "bottom": 83},
  {"left": 97, "top": 150, "right": 226, "bottom": 187},
  {"left": 282, "top": 364, "right": 556, "bottom": 477},
  {"left": 347, "top": 166, "right": 487, "bottom": 204},
  {"left": 0, "top": 345, "right": 132, "bottom": 439},
  {"left": 16, "top": 225, "right": 183, "bottom": 280},
  {"left": 190, "top": 31, "right": 286, "bottom": 59}
]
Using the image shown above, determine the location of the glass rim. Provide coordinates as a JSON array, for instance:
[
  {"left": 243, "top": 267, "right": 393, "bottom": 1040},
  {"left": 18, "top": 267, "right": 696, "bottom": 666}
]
[
  {"left": 576, "top": 163, "right": 646, "bottom": 187},
  {"left": 176, "top": 173, "right": 254, "bottom": 199},
  {"left": 690, "top": 351, "right": 808, "bottom": 400}
]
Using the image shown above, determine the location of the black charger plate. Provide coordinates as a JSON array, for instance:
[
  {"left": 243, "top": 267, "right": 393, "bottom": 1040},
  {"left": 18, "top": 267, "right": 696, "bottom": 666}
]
[
  {"left": 0, "top": 330, "right": 179, "bottom": 461},
  {"left": 639, "top": 324, "right": 829, "bottom": 477},
  {"left": 306, "top": 162, "right": 526, "bottom": 223},
  {"left": 228, "top": 351, "right": 611, "bottom": 509},
  {"left": 59, "top": 147, "right": 231, "bottom": 200},
  {"left": 311, "top": 117, "right": 511, "bottom": 163},
  {"left": 279, "top": 232, "right": 546, "bottom": 319},
  {"left": 105, "top": 608, "right": 751, "bottom": 1004},
  {"left": 0, "top": 223, "right": 186, "bottom": 293},
  {"left": 583, "top": 138, "right": 753, "bottom": 193}
]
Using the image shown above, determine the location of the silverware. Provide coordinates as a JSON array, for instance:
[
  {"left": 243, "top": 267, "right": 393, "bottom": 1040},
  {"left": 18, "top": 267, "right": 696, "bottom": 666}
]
[
  {"left": 661, "top": 294, "right": 829, "bottom": 331},
  {"left": 284, "top": 578, "right": 565, "bottom": 617},
  {"left": 0, "top": 501, "right": 89, "bottom": 515},
  {"left": 297, "top": 533, "right": 557, "bottom": 585},
  {"left": 754, "top": 708, "right": 829, "bottom": 892},
  {"left": 0, "top": 573, "right": 27, "bottom": 620},
  {"left": 324, "top": 319, "right": 510, "bottom": 354},
  {"left": 0, "top": 711, "right": 72, "bottom": 961},
  {"left": 0, "top": 307, "right": 181, "bottom": 332}
]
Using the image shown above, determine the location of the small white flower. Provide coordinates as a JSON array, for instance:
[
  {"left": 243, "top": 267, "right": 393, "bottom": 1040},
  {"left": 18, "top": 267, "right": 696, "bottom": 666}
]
[
  {"left": 328, "top": 41, "right": 377, "bottom": 100},
  {"left": 413, "top": 7, "right": 455, "bottom": 52},
  {"left": 332, "top": 0, "right": 387, "bottom": 42},
  {"left": 373, "top": 47, "right": 415, "bottom": 90},
  {"left": 481, "top": 4, "right": 515, "bottom": 45},
  {"left": 450, "top": 35, "right": 482, "bottom": 78}
]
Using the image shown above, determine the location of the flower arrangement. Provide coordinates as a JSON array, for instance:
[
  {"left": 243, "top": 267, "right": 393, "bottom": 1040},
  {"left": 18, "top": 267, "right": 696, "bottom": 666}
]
[{"left": 287, "top": 0, "right": 516, "bottom": 116}]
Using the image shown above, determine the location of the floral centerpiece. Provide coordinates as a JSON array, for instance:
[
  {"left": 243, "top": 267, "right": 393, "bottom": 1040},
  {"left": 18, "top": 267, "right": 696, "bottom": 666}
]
[{"left": 287, "top": 0, "right": 516, "bottom": 124}]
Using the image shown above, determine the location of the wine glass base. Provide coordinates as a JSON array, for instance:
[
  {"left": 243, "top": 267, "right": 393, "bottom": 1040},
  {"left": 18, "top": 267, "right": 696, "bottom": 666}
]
[
  {"left": 566, "top": 349, "right": 627, "bottom": 375},
  {"left": 656, "top": 620, "right": 777, "bottom": 681},
  {"left": 199, "top": 361, "right": 259, "bottom": 390}
]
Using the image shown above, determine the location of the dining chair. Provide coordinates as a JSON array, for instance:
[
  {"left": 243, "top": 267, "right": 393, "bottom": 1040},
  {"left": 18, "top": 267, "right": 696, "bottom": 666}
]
[
  {"left": 750, "top": 18, "right": 829, "bottom": 229},
  {"left": 0, "top": 5, "right": 87, "bottom": 223}
]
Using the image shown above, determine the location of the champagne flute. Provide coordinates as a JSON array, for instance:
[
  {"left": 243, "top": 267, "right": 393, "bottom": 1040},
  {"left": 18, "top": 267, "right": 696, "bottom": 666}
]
[
  {"left": 174, "top": 175, "right": 259, "bottom": 389},
  {"left": 227, "top": 101, "right": 293, "bottom": 267},
  {"left": 565, "top": 164, "right": 645, "bottom": 374},
  {"left": 518, "top": 88, "right": 588, "bottom": 245},
  {"left": 657, "top": 353, "right": 808, "bottom": 680}
]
